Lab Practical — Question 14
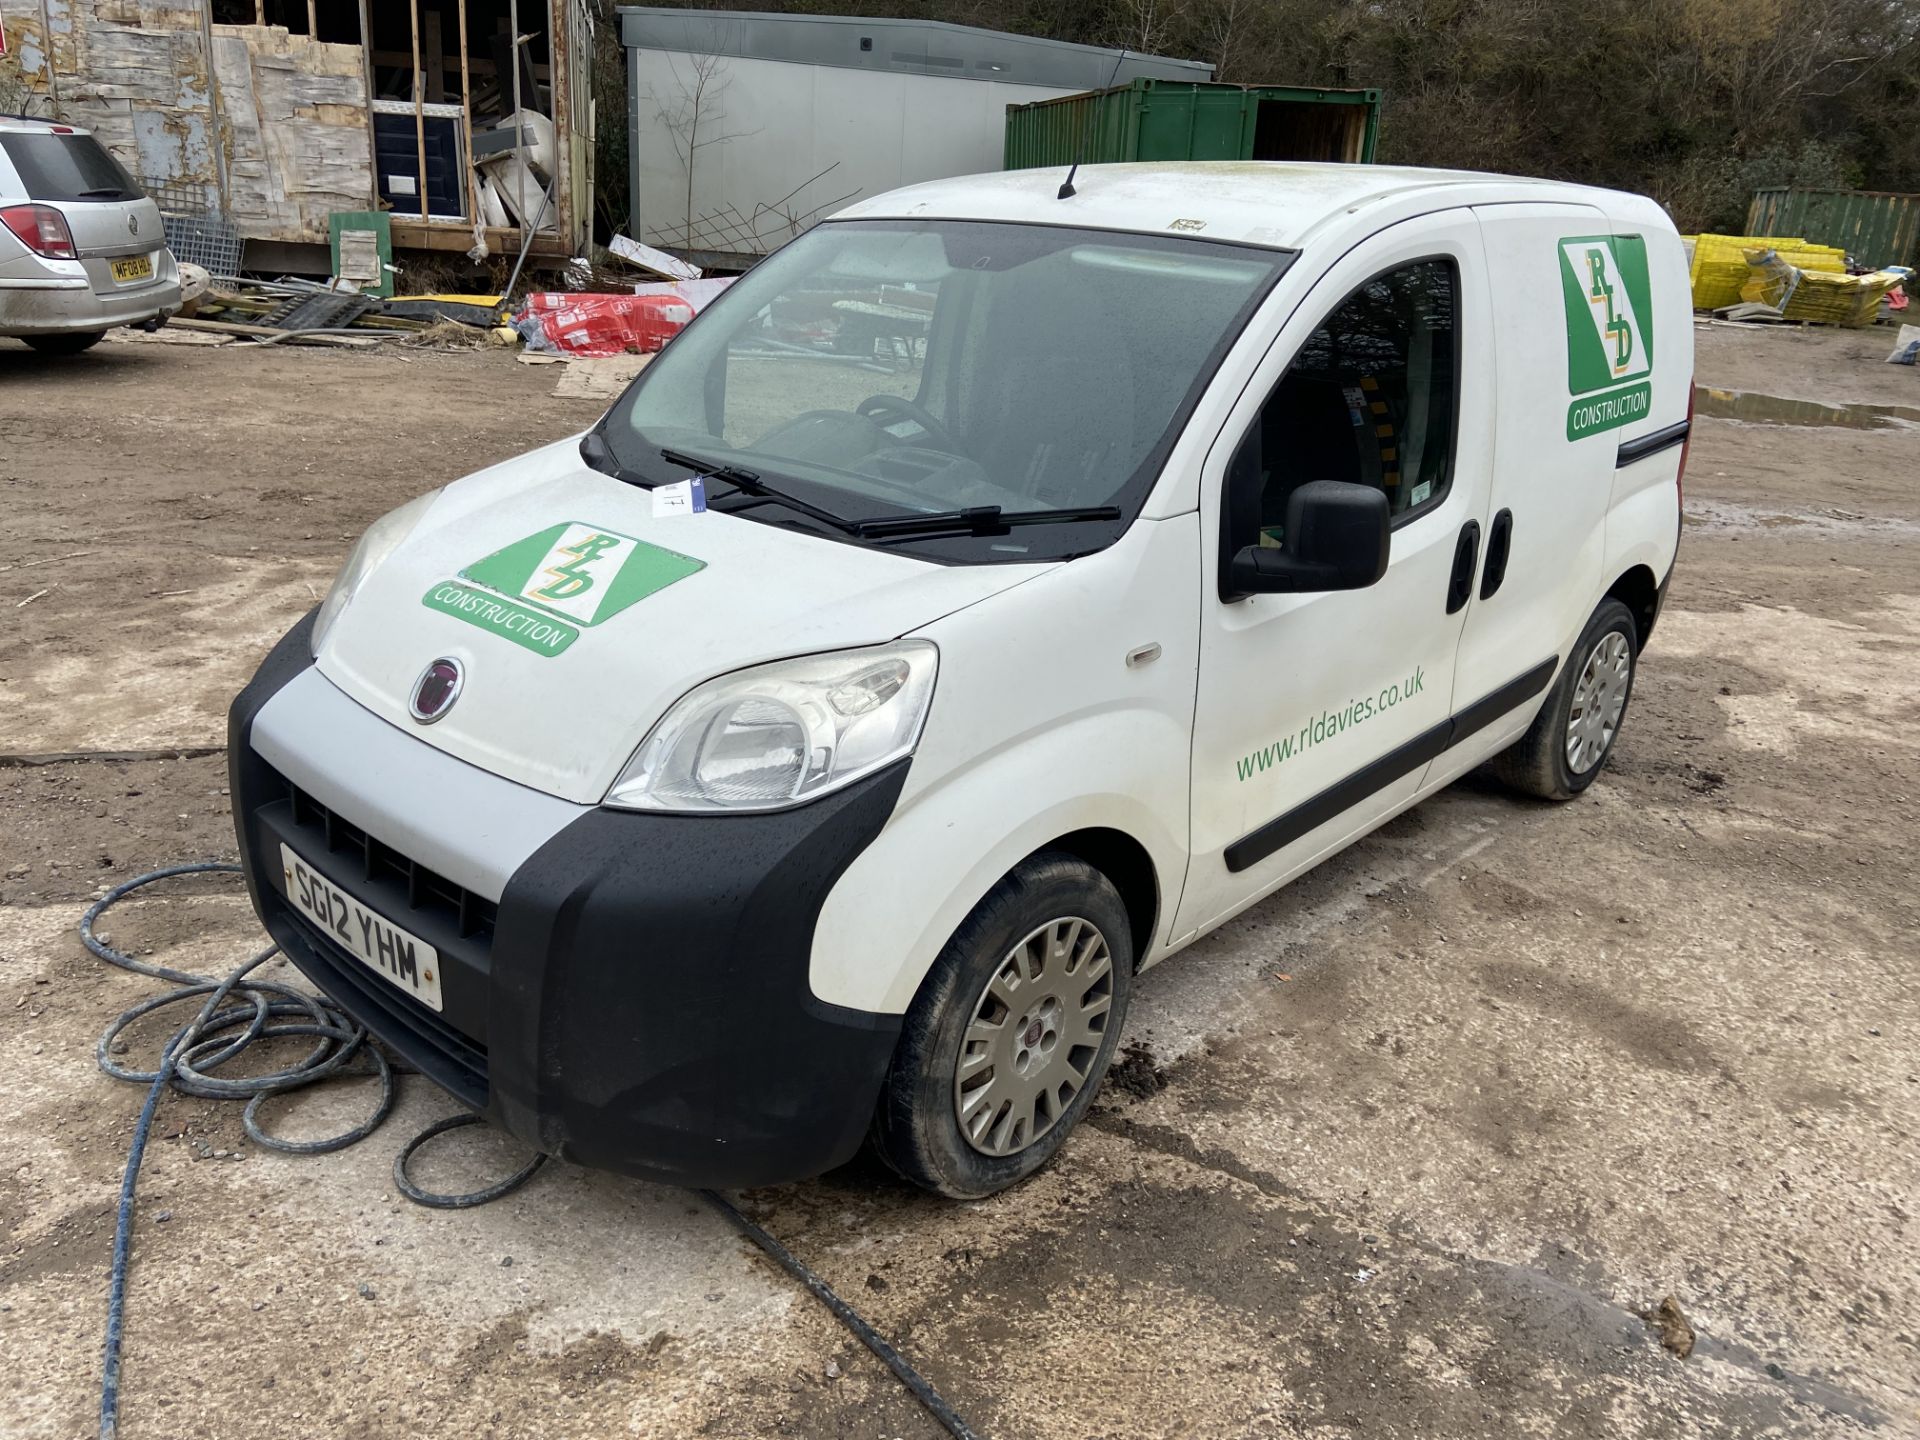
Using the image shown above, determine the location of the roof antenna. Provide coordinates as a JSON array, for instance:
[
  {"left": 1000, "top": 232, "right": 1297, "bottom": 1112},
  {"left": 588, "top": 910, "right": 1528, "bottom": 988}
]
[{"left": 1059, "top": 48, "right": 1130, "bottom": 199}]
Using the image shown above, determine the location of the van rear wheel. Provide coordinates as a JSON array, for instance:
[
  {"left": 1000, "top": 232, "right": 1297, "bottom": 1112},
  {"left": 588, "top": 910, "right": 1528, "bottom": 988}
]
[
  {"left": 873, "top": 852, "right": 1133, "bottom": 1198},
  {"left": 1492, "top": 597, "right": 1638, "bottom": 801}
]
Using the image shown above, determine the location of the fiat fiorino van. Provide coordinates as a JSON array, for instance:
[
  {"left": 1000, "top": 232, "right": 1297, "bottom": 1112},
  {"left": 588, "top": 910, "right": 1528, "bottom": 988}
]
[{"left": 230, "top": 163, "right": 1690, "bottom": 1198}]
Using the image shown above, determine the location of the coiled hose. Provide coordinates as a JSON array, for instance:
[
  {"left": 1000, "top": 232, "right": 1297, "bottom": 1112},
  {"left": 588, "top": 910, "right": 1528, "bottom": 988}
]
[{"left": 81, "top": 863, "right": 977, "bottom": 1440}]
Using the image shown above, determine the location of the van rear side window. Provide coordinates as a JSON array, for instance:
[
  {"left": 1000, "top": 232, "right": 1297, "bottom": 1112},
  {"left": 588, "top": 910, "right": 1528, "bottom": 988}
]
[{"left": 0, "top": 133, "right": 143, "bottom": 203}]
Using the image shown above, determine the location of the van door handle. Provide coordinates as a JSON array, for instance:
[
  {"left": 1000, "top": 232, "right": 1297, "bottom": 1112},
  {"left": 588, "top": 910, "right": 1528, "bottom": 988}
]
[
  {"left": 1480, "top": 509, "right": 1514, "bottom": 600},
  {"left": 1446, "top": 520, "right": 1481, "bottom": 615}
]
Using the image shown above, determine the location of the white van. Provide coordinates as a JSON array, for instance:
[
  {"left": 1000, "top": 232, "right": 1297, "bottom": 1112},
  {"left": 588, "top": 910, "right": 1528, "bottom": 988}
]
[{"left": 230, "top": 164, "right": 1689, "bottom": 1198}]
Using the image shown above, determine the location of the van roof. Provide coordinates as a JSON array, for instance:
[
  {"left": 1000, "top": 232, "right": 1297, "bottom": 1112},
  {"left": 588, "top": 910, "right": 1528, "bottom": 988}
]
[{"left": 836, "top": 162, "right": 1633, "bottom": 250}]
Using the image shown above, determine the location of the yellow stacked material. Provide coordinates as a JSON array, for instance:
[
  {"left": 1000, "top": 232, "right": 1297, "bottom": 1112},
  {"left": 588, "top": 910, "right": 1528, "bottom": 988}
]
[
  {"left": 1686, "top": 233, "right": 1844, "bottom": 310},
  {"left": 1739, "top": 248, "right": 1903, "bottom": 326}
]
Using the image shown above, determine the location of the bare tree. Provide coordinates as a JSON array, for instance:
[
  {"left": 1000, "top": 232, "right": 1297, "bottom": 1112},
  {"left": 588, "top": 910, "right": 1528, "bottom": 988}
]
[
  {"left": 1200, "top": 0, "right": 1250, "bottom": 77},
  {"left": 0, "top": 49, "right": 49, "bottom": 118},
  {"left": 1110, "top": 0, "right": 1189, "bottom": 57},
  {"left": 648, "top": 42, "right": 760, "bottom": 252}
]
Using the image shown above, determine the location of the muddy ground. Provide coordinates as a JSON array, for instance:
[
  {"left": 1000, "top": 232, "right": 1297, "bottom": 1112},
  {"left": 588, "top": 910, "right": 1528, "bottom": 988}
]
[{"left": 1, "top": 321, "right": 1916, "bottom": 1439}]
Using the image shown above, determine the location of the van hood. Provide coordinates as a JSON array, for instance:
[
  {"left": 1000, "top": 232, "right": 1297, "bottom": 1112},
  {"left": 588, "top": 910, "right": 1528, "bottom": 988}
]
[{"left": 315, "top": 439, "right": 1054, "bottom": 804}]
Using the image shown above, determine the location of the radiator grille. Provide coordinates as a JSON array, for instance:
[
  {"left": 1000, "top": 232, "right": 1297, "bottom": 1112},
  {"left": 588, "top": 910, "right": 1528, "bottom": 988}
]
[{"left": 282, "top": 776, "right": 497, "bottom": 942}]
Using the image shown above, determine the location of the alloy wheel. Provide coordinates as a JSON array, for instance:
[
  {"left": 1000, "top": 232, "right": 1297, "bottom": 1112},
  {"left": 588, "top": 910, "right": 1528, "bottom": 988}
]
[
  {"left": 1565, "top": 630, "right": 1632, "bottom": 774},
  {"left": 953, "top": 917, "right": 1114, "bottom": 1157}
]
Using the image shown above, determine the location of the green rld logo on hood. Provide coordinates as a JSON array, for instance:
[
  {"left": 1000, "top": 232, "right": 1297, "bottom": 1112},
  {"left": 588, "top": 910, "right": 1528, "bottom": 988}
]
[
  {"left": 1558, "top": 234, "right": 1654, "bottom": 440},
  {"left": 421, "top": 521, "right": 704, "bottom": 656}
]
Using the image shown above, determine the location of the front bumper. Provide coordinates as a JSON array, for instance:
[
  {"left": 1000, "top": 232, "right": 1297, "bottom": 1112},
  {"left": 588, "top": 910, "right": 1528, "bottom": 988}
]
[{"left": 229, "top": 615, "right": 906, "bottom": 1188}]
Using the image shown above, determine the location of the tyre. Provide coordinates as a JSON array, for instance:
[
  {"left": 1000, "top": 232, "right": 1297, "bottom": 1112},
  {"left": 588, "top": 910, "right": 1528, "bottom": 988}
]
[
  {"left": 24, "top": 331, "right": 107, "bottom": 356},
  {"left": 873, "top": 851, "right": 1133, "bottom": 1199},
  {"left": 1491, "top": 597, "right": 1638, "bottom": 801}
]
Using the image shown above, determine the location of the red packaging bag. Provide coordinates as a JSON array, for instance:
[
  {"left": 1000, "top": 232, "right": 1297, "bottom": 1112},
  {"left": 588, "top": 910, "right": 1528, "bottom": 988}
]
[{"left": 513, "top": 292, "right": 695, "bottom": 356}]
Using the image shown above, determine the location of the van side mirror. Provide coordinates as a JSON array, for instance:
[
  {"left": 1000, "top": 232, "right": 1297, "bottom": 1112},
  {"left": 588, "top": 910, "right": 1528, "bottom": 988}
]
[{"left": 1227, "top": 481, "right": 1390, "bottom": 597}]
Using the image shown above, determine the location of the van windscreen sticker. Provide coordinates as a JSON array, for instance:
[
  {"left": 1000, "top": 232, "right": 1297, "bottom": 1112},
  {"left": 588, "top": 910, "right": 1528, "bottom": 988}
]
[
  {"left": 1558, "top": 234, "right": 1654, "bottom": 441},
  {"left": 420, "top": 521, "right": 705, "bottom": 656}
]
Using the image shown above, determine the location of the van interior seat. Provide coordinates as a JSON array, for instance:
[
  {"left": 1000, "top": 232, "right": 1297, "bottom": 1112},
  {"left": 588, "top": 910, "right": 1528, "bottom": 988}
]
[{"left": 962, "top": 301, "right": 1138, "bottom": 506}]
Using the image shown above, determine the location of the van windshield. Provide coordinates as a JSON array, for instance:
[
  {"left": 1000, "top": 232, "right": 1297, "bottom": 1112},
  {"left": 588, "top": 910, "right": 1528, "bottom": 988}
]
[{"left": 600, "top": 220, "right": 1292, "bottom": 562}]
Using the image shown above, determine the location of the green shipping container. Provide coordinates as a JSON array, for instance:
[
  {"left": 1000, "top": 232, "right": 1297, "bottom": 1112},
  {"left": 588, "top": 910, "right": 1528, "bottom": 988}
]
[
  {"left": 1746, "top": 187, "right": 1920, "bottom": 271},
  {"left": 1004, "top": 78, "right": 1381, "bottom": 172}
]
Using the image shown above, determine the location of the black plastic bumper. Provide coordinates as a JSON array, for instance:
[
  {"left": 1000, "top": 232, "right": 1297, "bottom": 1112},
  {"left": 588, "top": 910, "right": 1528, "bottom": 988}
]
[{"left": 228, "top": 615, "right": 907, "bottom": 1188}]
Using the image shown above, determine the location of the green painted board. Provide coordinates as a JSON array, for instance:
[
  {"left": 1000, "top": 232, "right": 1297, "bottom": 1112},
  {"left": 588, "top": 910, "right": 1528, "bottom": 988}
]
[{"left": 329, "top": 210, "right": 393, "bottom": 299}]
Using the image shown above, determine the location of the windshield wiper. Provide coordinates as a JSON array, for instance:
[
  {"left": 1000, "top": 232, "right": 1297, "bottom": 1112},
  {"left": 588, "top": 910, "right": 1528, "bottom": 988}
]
[
  {"left": 853, "top": 504, "right": 1122, "bottom": 539},
  {"left": 661, "top": 446, "right": 866, "bottom": 537},
  {"left": 660, "top": 446, "right": 762, "bottom": 490},
  {"left": 625, "top": 443, "right": 1121, "bottom": 545}
]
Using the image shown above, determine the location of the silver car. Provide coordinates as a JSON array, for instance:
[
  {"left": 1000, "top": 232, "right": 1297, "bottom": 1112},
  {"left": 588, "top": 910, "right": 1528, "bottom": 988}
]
[{"left": 0, "top": 116, "right": 182, "bottom": 356}]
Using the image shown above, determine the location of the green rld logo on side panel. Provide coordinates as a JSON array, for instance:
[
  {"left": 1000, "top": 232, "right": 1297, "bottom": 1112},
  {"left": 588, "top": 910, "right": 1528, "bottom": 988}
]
[
  {"left": 1558, "top": 234, "right": 1655, "bottom": 441},
  {"left": 420, "top": 521, "right": 705, "bottom": 656}
]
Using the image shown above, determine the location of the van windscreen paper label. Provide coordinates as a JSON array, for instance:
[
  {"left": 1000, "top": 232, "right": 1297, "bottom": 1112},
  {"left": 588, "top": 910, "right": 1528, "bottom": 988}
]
[
  {"left": 421, "top": 521, "right": 704, "bottom": 656},
  {"left": 1558, "top": 234, "right": 1654, "bottom": 441}
]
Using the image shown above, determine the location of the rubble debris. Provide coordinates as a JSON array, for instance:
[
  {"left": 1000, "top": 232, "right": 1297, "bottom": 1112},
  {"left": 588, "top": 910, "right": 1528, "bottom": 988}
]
[
  {"left": 169, "top": 318, "right": 383, "bottom": 349},
  {"left": 1740, "top": 248, "right": 1905, "bottom": 327},
  {"left": 1685, "top": 233, "right": 1844, "bottom": 310},
  {"left": 1646, "top": 1295, "right": 1696, "bottom": 1358},
  {"left": 1710, "top": 301, "right": 1785, "bottom": 324},
  {"left": 549, "top": 356, "right": 653, "bottom": 400},
  {"left": 399, "top": 321, "right": 497, "bottom": 351},
  {"left": 609, "top": 234, "right": 701, "bottom": 282},
  {"left": 1105, "top": 1040, "right": 1170, "bottom": 1100},
  {"left": 271, "top": 291, "right": 378, "bottom": 332},
  {"left": 379, "top": 296, "right": 504, "bottom": 328},
  {"left": 167, "top": 277, "right": 505, "bottom": 347},
  {"left": 474, "top": 111, "right": 560, "bottom": 234},
  {"left": 176, "top": 263, "right": 212, "bottom": 315}
]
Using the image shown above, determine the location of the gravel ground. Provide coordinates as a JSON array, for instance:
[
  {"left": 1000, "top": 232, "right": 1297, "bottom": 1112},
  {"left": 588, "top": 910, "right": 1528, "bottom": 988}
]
[{"left": 0, "top": 322, "right": 1915, "bottom": 1439}]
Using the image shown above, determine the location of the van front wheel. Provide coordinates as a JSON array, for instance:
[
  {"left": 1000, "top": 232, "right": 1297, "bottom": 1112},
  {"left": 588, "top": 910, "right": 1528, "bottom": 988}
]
[
  {"left": 1492, "top": 597, "right": 1639, "bottom": 801},
  {"left": 873, "top": 853, "right": 1133, "bottom": 1198}
]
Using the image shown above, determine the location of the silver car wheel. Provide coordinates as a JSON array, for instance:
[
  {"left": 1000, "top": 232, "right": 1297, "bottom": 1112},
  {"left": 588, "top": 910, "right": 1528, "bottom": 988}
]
[
  {"left": 954, "top": 916, "right": 1114, "bottom": 1158},
  {"left": 1565, "top": 630, "right": 1632, "bottom": 774}
]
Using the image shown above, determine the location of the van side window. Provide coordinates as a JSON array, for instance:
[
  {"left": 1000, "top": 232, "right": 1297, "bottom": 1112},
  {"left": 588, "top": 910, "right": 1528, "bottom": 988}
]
[{"left": 1237, "top": 259, "right": 1458, "bottom": 545}]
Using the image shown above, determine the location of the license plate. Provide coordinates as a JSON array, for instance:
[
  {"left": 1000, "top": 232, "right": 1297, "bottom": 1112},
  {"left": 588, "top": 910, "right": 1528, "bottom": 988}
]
[
  {"left": 110, "top": 255, "right": 153, "bottom": 283},
  {"left": 279, "top": 843, "right": 443, "bottom": 1012}
]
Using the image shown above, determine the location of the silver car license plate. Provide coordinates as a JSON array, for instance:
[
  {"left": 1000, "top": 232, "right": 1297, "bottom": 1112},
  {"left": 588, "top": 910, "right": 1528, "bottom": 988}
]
[{"left": 280, "top": 843, "right": 443, "bottom": 1012}]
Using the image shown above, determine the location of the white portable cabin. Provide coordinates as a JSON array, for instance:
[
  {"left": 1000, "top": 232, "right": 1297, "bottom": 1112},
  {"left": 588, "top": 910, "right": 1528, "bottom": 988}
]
[{"left": 618, "top": 6, "right": 1210, "bottom": 267}]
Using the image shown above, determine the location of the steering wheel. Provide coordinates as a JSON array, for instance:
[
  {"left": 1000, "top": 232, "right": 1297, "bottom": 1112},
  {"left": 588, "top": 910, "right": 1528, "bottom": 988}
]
[{"left": 856, "top": 394, "right": 960, "bottom": 453}]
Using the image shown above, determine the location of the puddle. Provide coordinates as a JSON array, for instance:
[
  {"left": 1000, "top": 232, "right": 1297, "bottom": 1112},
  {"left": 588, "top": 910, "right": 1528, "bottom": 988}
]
[
  {"left": 1692, "top": 386, "right": 1920, "bottom": 431},
  {"left": 1682, "top": 499, "right": 1919, "bottom": 536}
]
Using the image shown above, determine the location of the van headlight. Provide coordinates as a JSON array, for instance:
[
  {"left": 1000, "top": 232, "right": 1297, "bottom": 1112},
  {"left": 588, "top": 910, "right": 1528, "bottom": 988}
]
[
  {"left": 606, "top": 641, "right": 938, "bottom": 812},
  {"left": 310, "top": 488, "right": 443, "bottom": 655}
]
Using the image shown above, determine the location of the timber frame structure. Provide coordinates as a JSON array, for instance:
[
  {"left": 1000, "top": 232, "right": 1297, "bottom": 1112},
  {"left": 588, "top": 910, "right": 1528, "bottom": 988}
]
[{"left": 0, "top": 0, "right": 594, "bottom": 265}]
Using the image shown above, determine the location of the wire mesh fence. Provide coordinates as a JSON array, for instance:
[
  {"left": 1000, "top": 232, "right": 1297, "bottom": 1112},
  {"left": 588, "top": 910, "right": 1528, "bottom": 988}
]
[{"left": 145, "top": 180, "right": 244, "bottom": 276}]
